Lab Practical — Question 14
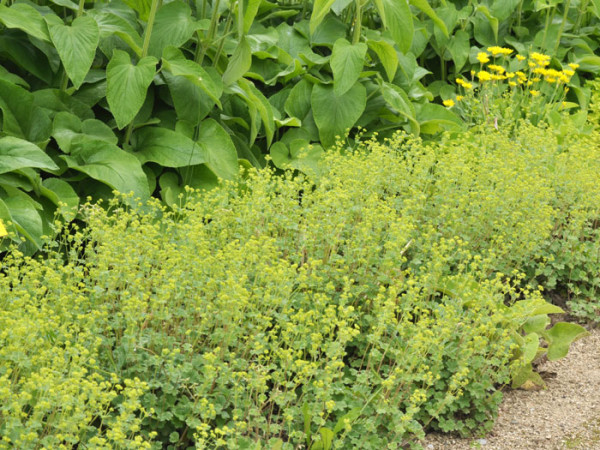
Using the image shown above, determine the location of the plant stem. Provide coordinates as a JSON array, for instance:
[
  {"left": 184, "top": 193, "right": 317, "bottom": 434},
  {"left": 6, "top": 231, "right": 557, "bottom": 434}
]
[
  {"left": 141, "top": 0, "right": 162, "bottom": 59},
  {"left": 554, "top": 0, "right": 572, "bottom": 55},
  {"left": 574, "top": 0, "right": 589, "bottom": 33},
  {"left": 124, "top": 0, "right": 161, "bottom": 146},
  {"left": 196, "top": 0, "right": 222, "bottom": 64},
  {"left": 352, "top": 0, "right": 362, "bottom": 44},
  {"left": 212, "top": 11, "right": 233, "bottom": 67},
  {"left": 541, "top": 7, "right": 553, "bottom": 52},
  {"left": 76, "top": 0, "right": 85, "bottom": 17}
]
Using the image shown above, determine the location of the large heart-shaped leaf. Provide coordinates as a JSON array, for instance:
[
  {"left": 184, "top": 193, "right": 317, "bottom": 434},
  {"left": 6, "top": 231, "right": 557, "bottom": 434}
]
[
  {"left": 162, "top": 46, "right": 222, "bottom": 108},
  {"left": 0, "top": 79, "right": 52, "bottom": 143},
  {"left": 63, "top": 136, "right": 149, "bottom": 201},
  {"left": 309, "top": 0, "right": 337, "bottom": 34},
  {"left": 416, "top": 103, "right": 464, "bottom": 134},
  {"left": 0, "top": 32, "right": 53, "bottom": 83},
  {"left": 231, "top": 79, "right": 275, "bottom": 148},
  {"left": 197, "top": 119, "right": 238, "bottom": 180},
  {"left": 147, "top": 1, "right": 197, "bottom": 58},
  {"left": 222, "top": 36, "right": 252, "bottom": 86},
  {"left": 106, "top": 50, "right": 157, "bottom": 129},
  {"left": 89, "top": 9, "right": 143, "bottom": 56},
  {"left": 48, "top": 16, "right": 99, "bottom": 89},
  {"left": 0, "top": 136, "right": 58, "bottom": 175},
  {"left": 0, "top": 3, "right": 50, "bottom": 42},
  {"left": 381, "top": 82, "right": 420, "bottom": 134},
  {"left": 409, "top": 0, "right": 449, "bottom": 38},
  {"left": 373, "top": 0, "right": 413, "bottom": 53},
  {"left": 331, "top": 38, "right": 368, "bottom": 96},
  {"left": 367, "top": 39, "right": 398, "bottom": 82},
  {"left": 545, "top": 323, "right": 589, "bottom": 361},
  {"left": 311, "top": 82, "right": 366, "bottom": 148},
  {"left": 40, "top": 178, "right": 79, "bottom": 221},
  {"left": 284, "top": 78, "right": 313, "bottom": 119},
  {"left": 133, "top": 127, "right": 207, "bottom": 167},
  {"left": 0, "top": 192, "right": 44, "bottom": 251}
]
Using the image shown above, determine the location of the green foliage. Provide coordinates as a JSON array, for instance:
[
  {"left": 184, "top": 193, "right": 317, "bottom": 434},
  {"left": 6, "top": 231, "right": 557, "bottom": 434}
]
[
  {"left": 1, "top": 123, "right": 598, "bottom": 448},
  {"left": 0, "top": 0, "right": 471, "bottom": 252}
]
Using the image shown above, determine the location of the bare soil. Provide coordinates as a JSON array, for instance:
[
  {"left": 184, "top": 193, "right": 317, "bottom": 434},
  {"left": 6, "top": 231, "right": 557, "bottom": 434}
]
[{"left": 423, "top": 326, "right": 600, "bottom": 450}]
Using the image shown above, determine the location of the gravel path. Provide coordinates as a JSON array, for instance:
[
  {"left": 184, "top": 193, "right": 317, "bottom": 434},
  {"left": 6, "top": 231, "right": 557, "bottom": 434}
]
[{"left": 423, "top": 327, "right": 600, "bottom": 450}]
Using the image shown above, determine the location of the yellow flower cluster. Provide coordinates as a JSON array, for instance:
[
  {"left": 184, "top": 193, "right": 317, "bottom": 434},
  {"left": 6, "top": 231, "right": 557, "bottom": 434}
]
[{"left": 469, "top": 49, "right": 578, "bottom": 88}]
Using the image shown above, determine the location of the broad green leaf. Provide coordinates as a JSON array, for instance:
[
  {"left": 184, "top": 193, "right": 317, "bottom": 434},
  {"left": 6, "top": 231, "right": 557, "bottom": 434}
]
[
  {"left": 270, "top": 139, "right": 323, "bottom": 174},
  {"left": 311, "top": 82, "right": 366, "bottom": 148},
  {"left": 63, "top": 136, "right": 150, "bottom": 201},
  {"left": 313, "top": 428, "right": 334, "bottom": 450},
  {"left": 53, "top": 111, "right": 117, "bottom": 153},
  {"left": 147, "top": 1, "right": 197, "bottom": 58},
  {"left": 368, "top": 39, "right": 398, "bottom": 81},
  {"left": 409, "top": 0, "right": 449, "bottom": 38},
  {"left": 491, "top": 0, "right": 521, "bottom": 21},
  {"left": 545, "top": 323, "right": 589, "bottom": 361},
  {"left": 40, "top": 178, "right": 79, "bottom": 221},
  {"left": 133, "top": 127, "right": 207, "bottom": 167},
  {"left": 284, "top": 78, "right": 313, "bottom": 119},
  {"left": 0, "top": 3, "right": 50, "bottom": 42},
  {"left": 374, "top": 0, "right": 413, "bottom": 53},
  {"left": 309, "top": 0, "right": 337, "bottom": 35},
  {"left": 222, "top": 36, "right": 252, "bottom": 86},
  {"left": 0, "top": 79, "right": 52, "bottom": 143},
  {"left": 0, "top": 136, "right": 58, "bottom": 175},
  {"left": 331, "top": 38, "right": 368, "bottom": 96},
  {"left": 48, "top": 0, "right": 78, "bottom": 10},
  {"left": 0, "top": 31, "right": 53, "bottom": 83},
  {"left": 311, "top": 16, "right": 347, "bottom": 46},
  {"left": 48, "top": 16, "right": 99, "bottom": 89},
  {"left": 197, "top": 119, "right": 239, "bottom": 180},
  {"left": 511, "top": 362, "right": 545, "bottom": 389},
  {"left": 522, "top": 314, "right": 551, "bottom": 335},
  {"left": 89, "top": 9, "right": 143, "bottom": 56},
  {"left": 122, "top": 0, "right": 152, "bottom": 21},
  {"left": 522, "top": 333, "right": 540, "bottom": 363},
  {"left": 106, "top": 50, "right": 157, "bottom": 129},
  {"left": 416, "top": 103, "right": 464, "bottom": 134},
  {"left": 592, "top": 0, "right": 600, "bottom": 18},
  {"left": 244, "top": 0, "right": 261, "bottom": 33},
  {"left": 381, "top": 82, "right": 419, "bottom": 134},
  {"left": 331, "top": 0, "right": 354, "bottom": 15},
  {"left": 446, "top": 29, "right": 470, "bottom": 72},
  {"left": 162, "top": 46, "right": 222, "bottom": 107},
  {"left": 0, "top": 192, "right": 44, "bottom": 249},
  {"left": 233, "top": 78, "right": 275, "bottom": 147},
  {"left": 475, "top": 6, "right": 499, "bottom": 44}
]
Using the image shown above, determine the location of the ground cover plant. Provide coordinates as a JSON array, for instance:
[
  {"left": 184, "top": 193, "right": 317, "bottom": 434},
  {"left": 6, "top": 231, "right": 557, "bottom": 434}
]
[{"left": 1, "top": 119, "right": 596, "bottom": 448}]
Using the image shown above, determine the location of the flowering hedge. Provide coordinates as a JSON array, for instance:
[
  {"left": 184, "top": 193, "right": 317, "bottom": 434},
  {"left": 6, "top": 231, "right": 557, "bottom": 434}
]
[{"left": 1, "top": 118, "right": 599, "bottom": 448}]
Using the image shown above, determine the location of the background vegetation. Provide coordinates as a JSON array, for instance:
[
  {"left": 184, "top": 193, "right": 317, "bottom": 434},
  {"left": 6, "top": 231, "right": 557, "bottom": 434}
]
[{"left": 1, "top": 0, "right": 600, "bottom": 251}]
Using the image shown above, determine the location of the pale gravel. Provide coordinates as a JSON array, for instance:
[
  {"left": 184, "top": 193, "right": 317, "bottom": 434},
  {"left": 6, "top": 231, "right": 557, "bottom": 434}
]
[{"left": 423, "top": 327, "right": 600, "bottom": 450}]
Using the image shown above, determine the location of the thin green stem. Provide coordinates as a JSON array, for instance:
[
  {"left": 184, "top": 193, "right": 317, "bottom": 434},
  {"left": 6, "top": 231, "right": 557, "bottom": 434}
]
[
  {"left": 554, "top": 0, "right": 572, "bottom": 55},
  {"left": 76, "top": 0, "right": 85, "bottom": 17},
  {"left": 541, "top": 7, "right": 554, "bottom": 52},
  {"left": 141, "top": 0, "right": 162, "bottom": 59},
  {"left": 352, "top": 0, "right": 362, "bottom": 44},
  {"left": 124, "top": 0, "right": 161, "bottom": 146},
  {"left": 574, "top": 0, "right": 589, "bottom": 33},
  {"left": 212, "top": 11, "right": 233, "bottom": 67},
  {"left": 196, "top": 0, "right": 222, "bottom": 64}
]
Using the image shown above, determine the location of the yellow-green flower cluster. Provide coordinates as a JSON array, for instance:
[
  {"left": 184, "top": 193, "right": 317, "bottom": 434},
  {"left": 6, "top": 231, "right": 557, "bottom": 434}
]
[{"left": 3, "top": 119, "right": 600, "bottom": 446}]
